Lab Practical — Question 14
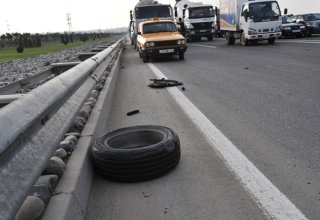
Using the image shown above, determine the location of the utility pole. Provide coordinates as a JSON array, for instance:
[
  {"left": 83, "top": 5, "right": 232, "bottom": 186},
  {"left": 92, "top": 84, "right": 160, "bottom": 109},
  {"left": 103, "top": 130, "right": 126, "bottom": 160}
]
[
  {"left": 6, "top": 20, "right": 10, "bottom": 33},
  {"left": 67, "top": 13, "right": 72, "bottom": 33}
]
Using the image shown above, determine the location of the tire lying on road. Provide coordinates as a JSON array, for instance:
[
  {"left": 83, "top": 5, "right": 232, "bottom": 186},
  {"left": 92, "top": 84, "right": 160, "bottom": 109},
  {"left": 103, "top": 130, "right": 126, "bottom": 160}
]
[{"left": 91, "top": 125, "right": 181, "bottom": 182}]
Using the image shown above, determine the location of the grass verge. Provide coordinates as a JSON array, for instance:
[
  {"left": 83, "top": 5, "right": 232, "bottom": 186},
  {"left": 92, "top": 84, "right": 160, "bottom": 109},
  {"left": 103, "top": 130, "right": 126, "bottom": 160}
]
[{"left": 0, "top": 40, "right": 98, "bottom": 63}]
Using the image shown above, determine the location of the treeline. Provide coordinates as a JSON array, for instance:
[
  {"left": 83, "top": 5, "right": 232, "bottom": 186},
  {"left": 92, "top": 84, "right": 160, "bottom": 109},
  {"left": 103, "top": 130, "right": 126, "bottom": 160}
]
[{"left": 0, "top": 32, "right": 112, "bottom": 52}]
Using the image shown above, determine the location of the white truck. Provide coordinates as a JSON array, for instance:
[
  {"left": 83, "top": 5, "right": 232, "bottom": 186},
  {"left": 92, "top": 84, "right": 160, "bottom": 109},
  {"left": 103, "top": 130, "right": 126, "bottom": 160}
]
[
  {"left": 129, "top": 0, "right": 174, "bottom": 48},
  {"left": 174, "top": 0, "right": 216, "bottom": 41},
  {"left": 219, "top": 0, "right": 285, "bottom": 45}
]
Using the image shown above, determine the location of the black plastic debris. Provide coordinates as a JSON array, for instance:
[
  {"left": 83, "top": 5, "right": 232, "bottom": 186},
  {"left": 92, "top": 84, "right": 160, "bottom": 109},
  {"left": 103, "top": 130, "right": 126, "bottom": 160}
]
[
  {"left": 127, "top": 110, "right": 140, "bottom": 116},
  {"left": 148, "top": 78, "right": 183, "bottom": 88}
]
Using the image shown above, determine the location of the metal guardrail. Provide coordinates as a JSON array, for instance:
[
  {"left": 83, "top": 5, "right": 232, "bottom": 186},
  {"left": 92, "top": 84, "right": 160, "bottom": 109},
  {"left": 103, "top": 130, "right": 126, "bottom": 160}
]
[{"left": 0, "top": 38, "right": 124, "bottom": 220}]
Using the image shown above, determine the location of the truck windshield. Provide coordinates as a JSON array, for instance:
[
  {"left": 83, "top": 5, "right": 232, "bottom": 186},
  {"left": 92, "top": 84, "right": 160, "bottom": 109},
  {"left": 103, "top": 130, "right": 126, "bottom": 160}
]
[
  {"left": 188, "top": 7, "right": 215, "bottom": 19},
  {"left": 135, "top": 6, "right": 172, "bottom": 19},
  {"left": 143, "top": 22, "right": 177, "bottom": 34},
  {"left": 249, "top": 1, "right": 281, "bottom": 22}
]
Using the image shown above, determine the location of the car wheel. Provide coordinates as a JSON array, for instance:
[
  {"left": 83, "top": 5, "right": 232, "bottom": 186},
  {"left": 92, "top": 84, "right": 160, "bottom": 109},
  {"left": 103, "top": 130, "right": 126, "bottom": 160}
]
[
  {"left": 305, "top": 29, "right": 312, "bottom": 37},
  {"left": 178, "top": 52, "right": 184, "bottom": 60},
  {"left": 142, "top": 55, "right": 150, "bottom": 63},
  {"left": 91, "top": 125, "right": 181, "bottom": 182},
  {"left": 268, "top": 38, "right": 275, "bottom": 44}
]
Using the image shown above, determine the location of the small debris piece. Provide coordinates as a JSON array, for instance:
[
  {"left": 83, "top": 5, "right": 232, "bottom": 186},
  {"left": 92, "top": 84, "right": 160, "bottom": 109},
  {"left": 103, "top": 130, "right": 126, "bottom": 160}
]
[
  {"left": 182, "top": 87, "right": 185, "bottom": 91},
  {"left": 127, "top": 110, "right": 140, "bottom": 116}
]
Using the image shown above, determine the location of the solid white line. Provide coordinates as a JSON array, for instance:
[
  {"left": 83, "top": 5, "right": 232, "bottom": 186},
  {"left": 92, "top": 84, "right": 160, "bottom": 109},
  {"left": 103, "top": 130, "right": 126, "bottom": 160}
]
[
  {"left": 147, "top": 63, "right": 308, "bottom": 220},
  {"left": 192, "top": 44, "right": 217, "bottom": 49},
  {"left": 279, "top": 40, "right": 320, "bottom": 44}
]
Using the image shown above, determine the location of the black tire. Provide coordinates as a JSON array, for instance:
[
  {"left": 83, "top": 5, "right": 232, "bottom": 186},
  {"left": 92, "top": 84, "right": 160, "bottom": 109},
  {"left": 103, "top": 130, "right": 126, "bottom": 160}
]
[
  {"left": 305, "top": 29, "right": 312, "bottom": 37},
  {"left": 91, "top": 125, "right": 181, "bottom": 182},
  {"left": 226, "top": 33, "right": 235, "bottom": 45},
  {"left": 241, "top": 32, "right": 249, "bottom": 46},
  {"left": 207, "top": 36, "right": 213, "bottom": 41},
  {"left": 268, "top": 38, "right": 275, "bottom": 44},
  {"left": 178, "top": 52, "right": 184, "bottom": 60},
  {"left": 142, "top": 55, "right": 150, "bottom": 63}
]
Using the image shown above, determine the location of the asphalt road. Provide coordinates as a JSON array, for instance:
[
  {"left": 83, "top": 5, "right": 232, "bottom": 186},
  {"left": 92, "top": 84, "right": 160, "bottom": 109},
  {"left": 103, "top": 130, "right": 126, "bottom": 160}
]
[{"left": 87, "top": 36, "right": 320, "bottom": 220}]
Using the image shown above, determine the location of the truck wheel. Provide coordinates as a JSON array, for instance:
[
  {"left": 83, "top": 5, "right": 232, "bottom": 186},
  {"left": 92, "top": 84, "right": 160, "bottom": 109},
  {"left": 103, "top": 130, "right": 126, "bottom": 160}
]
[
  {"left": 142, "top": 55, "right": 150, "bottom": 63},
  {"left": 268, "top": 38, "right": 275, "bottom": 44},
  {"left": 241, "top": 33, "right": 249, "bottom": 46},
  {"left": 178, "top": 52, "right": 184, "bottom": 60},
  {"left": 227, "top": 36, "right": 235, "bottom": 45},
  {"left": 91, "top": 125, "right": 181, "bottom": 182}
]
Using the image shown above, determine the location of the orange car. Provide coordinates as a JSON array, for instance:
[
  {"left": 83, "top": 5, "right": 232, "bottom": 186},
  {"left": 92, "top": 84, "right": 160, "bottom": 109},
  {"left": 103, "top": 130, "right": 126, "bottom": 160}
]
[{"left": 137, "top": 18, "right": 187, "bottom": 63}]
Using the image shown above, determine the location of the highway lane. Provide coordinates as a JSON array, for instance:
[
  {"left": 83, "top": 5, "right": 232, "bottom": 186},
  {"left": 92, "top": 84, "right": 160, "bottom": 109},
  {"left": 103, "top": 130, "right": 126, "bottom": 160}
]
[
  {"left": 87, "top": 37, "right": 319, "bottom": 220},
  {"left": 149, "top": 36, "right": 320, "bottom": 219},
  {"left": 87, "top": 44, "right": 268, "bottom": 220}
]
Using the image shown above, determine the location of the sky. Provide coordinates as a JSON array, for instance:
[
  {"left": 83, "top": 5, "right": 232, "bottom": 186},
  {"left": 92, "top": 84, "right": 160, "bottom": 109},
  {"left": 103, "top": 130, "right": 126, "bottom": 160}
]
[{"left": 0, "top": 0, "right": 319, "bottom": 34}]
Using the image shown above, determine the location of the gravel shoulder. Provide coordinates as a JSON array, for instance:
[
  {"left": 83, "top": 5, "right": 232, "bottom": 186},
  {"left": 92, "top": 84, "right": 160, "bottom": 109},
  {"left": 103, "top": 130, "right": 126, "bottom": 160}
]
[{"left": 0, "top": 39, "right": 115, "bottom": 87}]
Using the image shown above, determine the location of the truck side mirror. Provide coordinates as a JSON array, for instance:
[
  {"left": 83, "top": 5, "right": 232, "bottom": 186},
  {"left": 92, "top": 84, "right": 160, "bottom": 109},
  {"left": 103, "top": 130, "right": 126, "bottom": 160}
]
[
  {"left": 182, "top": 9, "right": 186, "bottom": 18},
  {"left": 130, "top": 10, "right": 133, "bottom": 21},
  {"left": 284, "top": 8, "right": 288, "bottom": 15},
  {"left": 174, "top": 8, "right": 178, "bottom": 17}
]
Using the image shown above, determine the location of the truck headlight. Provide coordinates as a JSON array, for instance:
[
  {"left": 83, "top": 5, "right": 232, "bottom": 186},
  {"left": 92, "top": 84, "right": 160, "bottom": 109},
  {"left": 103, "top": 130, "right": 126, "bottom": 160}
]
[{"left": 248, "top": 28, "right": 257, "bottom": 35}]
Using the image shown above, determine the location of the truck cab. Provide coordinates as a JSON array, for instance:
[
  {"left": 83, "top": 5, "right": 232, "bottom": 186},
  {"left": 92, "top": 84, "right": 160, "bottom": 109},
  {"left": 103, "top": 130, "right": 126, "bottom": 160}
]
[
  {"left": 174, "top": 0, "right": 216, "bottom": 42},
  {"left": 130, "top": 1, "right": 174, "bottom": 48},
  {"left": 220, "top": 0, "right": 283, "bottom": 45}
]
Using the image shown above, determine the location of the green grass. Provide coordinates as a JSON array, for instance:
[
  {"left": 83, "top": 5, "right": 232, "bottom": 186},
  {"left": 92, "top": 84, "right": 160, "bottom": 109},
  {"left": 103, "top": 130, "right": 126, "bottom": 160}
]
[{"left": 0, "top": 40, "right": 97, "bottom": 63}]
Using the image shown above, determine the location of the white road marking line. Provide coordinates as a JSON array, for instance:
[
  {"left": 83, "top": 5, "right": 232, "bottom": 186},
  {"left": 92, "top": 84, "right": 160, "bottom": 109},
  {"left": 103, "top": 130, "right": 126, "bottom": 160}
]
[
  {"left": 147, "top": 63, "right": 309, "bottom": 220},
  {"left": 279, "top": 40, "right": 320, "bottom": 44},
  {"left": 192, "top": 44, "right": 217, "bottom": 49}
]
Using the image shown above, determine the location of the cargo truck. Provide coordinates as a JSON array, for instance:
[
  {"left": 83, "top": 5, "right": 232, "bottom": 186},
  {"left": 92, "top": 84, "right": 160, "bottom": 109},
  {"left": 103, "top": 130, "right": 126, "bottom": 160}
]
[
  {"left": 174, "top": 0, "right": 216, "bottom": 41},
  {"left": 129, "top": 0, "right": 174, "bottom": 48},
  {"left": 219, "top": 0, "right": 285, "bottom": 45}
]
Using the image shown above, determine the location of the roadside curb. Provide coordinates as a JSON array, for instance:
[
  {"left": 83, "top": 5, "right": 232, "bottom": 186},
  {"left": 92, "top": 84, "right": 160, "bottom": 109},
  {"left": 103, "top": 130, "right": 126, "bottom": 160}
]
[{"left": 42, "top": 46, "right": 123, "bottom": 220}]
